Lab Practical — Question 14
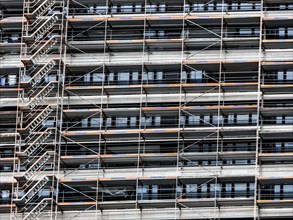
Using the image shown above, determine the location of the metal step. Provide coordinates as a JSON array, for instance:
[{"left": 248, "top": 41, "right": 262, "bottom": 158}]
[
  {"left": 18, "top": 105, "right": 53, "bottom": 133},
  {"left": 26, "top": 0, "right": 43, "bottom": 9},
  {"left": 15, "top": 151, "right": 54, "bottom": 183},
  {"left": 24, "top": 151, "right": 54, "bottom": 181},
  {"left": 28, "top": 0, "right": 56, "bottom": 18},
  {"left": 22, "top": 36, "right": 58, "bottom": 65},
  {"left": 25, "top": 14, "right": 59, "bottom": 40},
  {"left": 23, "top": 198, "right": 51, "bottom": 220},
  {"left": 21, "top": 60, "right": 56, "bottom": 88},
  {"left": 19, "top": 129, "right": 52, "bottom": 157},
  {"left": 24, "top": 1, "right": 42, "bottom": 13},
  {"left": 14, "top": 176, "right": 49, "bottom": 204},
  {"left": 27, "top": 81, "right": 56, "bottom": 110}
]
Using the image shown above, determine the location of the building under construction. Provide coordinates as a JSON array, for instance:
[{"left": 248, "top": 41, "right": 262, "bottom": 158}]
[{"left": 0, "top": 0, "right": 292, "bottom": 219}]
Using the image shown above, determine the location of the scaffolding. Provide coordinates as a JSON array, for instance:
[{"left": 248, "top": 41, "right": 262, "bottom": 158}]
[
  {"left": 11, "top": 0, "right": 66, "bottom": 219},
  {"left": 0, "top": 0, "right": 292, "bottom": 219}
]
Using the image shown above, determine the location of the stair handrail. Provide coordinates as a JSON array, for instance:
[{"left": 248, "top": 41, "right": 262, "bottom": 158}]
[
  {"left": 23, "top": 198, "right": 52, "bottom": 220},
  {"left": 20, "top": 128, "right": 53, "bottom": 156},
  {"left": 23, "top": 151, "right": 54, "bottom": 181}
]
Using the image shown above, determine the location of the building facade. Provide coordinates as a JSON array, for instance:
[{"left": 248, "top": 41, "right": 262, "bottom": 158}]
[{"left": 0, "top": 0, "right": 292, "bottom": 219}]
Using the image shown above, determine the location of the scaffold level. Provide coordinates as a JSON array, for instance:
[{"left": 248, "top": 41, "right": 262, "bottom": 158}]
[{"left": 0, "top": 0, "right": 292, "bottom": 219}]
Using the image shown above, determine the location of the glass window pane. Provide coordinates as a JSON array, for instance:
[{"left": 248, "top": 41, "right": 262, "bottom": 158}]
[
  {"left": 116, "top": 117, "right": 127, "bottom": 127},
  {"left": 93, "top": 73, "right": 103, "bottom": 82}
]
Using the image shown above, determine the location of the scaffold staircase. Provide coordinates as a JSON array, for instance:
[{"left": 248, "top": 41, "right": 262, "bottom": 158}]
[{"left": 13, "top": 0, "right": 64, "bottom": 219}]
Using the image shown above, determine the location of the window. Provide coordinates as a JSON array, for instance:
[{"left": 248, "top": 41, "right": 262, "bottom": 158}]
[
  {"left": 226, "top": 183, "right": 232, "bottom": 198},
  {"left": 283, "top": 185, "right": 293, "bottom": 199},
  {"left": 288, "top": 28, "right": 293, "bottom": 37},
  {"left": 145, "top": 30, "right": 155, "bottom": 38},
  {"left": 202, "top": 115, "right": 210, "bottom": 125},
  {"left": 274, "top": 185, "right": 281, "bottom": 200},
  {"left": 189, "top": 115, "right": 200, "bottom": 125},
  {"left": 232, "top": 3, "right": 238, "bottom": 11},
  {"left": 186, "top": 184, "right": 197, "bottom": 198},
  {"left": 279, "top": 28, "right": 285, "bottom": 39},
  {"left": 177, "top": 186, "right": 183, "bottom": 198},
  {"left": 285, "top": 116, "right": 293, "bottom": 124},
  {"left": 184, "top": 4, "right": 190, "bottom": 13},
  {"left": 284, "top": 143, "right": 292, "bottom": 153},
  {"left": 189, "top": 71, "right": 203, "bottom": 82},
  {"left": 201, "top": 184, "right": 207, "bottom": 198},
  {"left": 208, "top": 3, "right": 214, "bottom": 11},
  {"left": 1, "top": 190, "right": 9, "bottom": 204},
  {"left": 145, "top": 4, "right": 156, "bottom": 13},
  {"left": 278, "top": 71, "right": 284, "bottom": 80},
  {"left": 96, "top": 6, "right": 107, "bottom": 14},
  {"left": 81, "top": 118, "right": 88, "bottom": 128},
  {"left": 84, "top": 73, "right": 90, "bottom": 82},
  {"left": 92, "top": 73, "right": 103, "bottom": 82},
  {"left": 11, "top": 34, "right": 19, "bottom": 43},
  {"left": 147, "top": 72, "right": 154, "bottom": 82},
  {"left": 180, "top": 115, "right": 186, "bottom": 126},
  {"left": 210, "top": 184, "right": 221, "bottom": 197},
  {"left": 239, "top": 28, "right": 251, "bottom": 36},
  {"left": 144, "top": 117, "right": 152, "bottom": 127},
  {"left": 44, "top": 119, "right": 55, "bottom": 127},
  {"left": 193, "top": 4, "right": 204, "bottom": 12},
  {"left": 156, "top": 72, "right": 163, "bottom": 82},
  {"left": 106, "top": 118, "right": 112, "bottom": 128},
  {"left": 275, "top": 143, "right": 282, "bottom": 152},
  {"left": 249, "top": 183, "right": 255, "bottom": 197},
  {"left": 3, "top": 166, "right": 12, "bottom": 171},
  {"left": 151, "top": 185, "right": 158, "bottom": 200},
  {"left": 116, "top": 117, "right": 128, "bottom": 127},
  {"left": 228, "top": 114, "right": 234, "bottom": 124},
  {"left": 45, "top": 74, "right": 56, "bottom": 83},
  {"left": 88, "top": 163, "right": 99, "bottom": 168},
  {"left": 154, "top": 117, "right": 161, "bottom": 127},
  {"left": 130, "top": 117, "right": 136, "bottom": 127},
  {"left": 251, "top": 114, "right": 258, "bottom": 124},
  {"left": 135, "top": 4, "right": 142, "bottom": 13},
  {"left": 240, "top": 3, "right": 252, "bottom": 11},
  {"left": 217, "top": 3, "right": 225, "bottom": 11},
  {"left": 137, "top": 186, "right": 148, "bottom": 200},
  {"left": 141, "top": 117, "right": 153, "bottom": 127},
  {"left": 235, "top": 183, "right": 246, "bottom": 197},
  {"left": 0, "top": 76, "right": 6, "bottom": 86},
  {"left": 121, "top": 5, "right": 132, "bottom": 13},
  {"left": 118, "top": 72, "right": 129, "bottom": 84},
  {"left": 91, "top": 118, "right": 100, "bottom": 127},
  {"left": 111, "top": 5, "right": 117, "bottom": 13},
  {"left": 237, "top": 114, "right": 249, "bottom": 124},
  {"left": 276, "top": 116, "right": 283, "bottom": 124},
  {"left": 187, "top": 161, "right": 197, "bottom": 166},
  {"left": 88, "top": 6, "right": 94, "bottom": 14},
  {"left": 287, "top": 71, "right": 293, "bottom": 81},
  {"left": 181, "top": 71, "right": 187, "bottom": 82},
  {"left": 8, "top": 75, "right": 17, "bottom": 85},
  {"left": 280, "top": 5, "right": 286, "bottom": 10},
  {"left": 158, "top": 4, "right": 165, "bottom": 12},
  {"left": 226, "top": 160, "right": 233, "bottom": 165},
  {"left": 39, "top": 189, "right": 50, "bottom": 197},
  {"left": 132, "top": 72, "right": 139, "bottom": 83},
  {"left": 213, "top": 115, "right": 223, "bottom": 125},
  {"left": 107, "top": 72, "right": 114, "bottom": 85},
  {"left": 236, "top": 160, "right": 247, "bottom": 165}
]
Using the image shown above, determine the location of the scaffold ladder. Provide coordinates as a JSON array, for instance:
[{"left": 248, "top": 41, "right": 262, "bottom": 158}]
[{"left": 13, "top": 0, "right": 65, "bottom": 219}]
